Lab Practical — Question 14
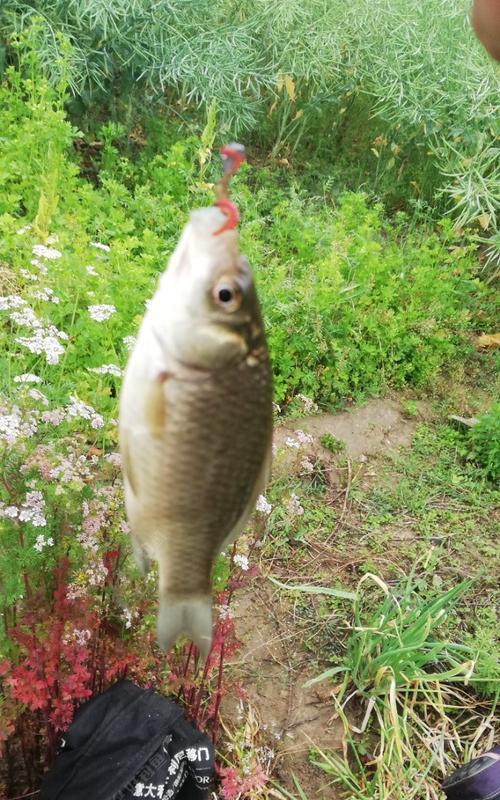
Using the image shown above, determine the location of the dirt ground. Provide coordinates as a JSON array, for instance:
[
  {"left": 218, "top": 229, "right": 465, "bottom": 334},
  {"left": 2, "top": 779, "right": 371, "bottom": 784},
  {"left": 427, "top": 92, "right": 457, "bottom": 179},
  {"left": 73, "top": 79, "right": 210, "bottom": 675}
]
[{"left": 226, "top": 397, "right": 427, "bottom": 797}]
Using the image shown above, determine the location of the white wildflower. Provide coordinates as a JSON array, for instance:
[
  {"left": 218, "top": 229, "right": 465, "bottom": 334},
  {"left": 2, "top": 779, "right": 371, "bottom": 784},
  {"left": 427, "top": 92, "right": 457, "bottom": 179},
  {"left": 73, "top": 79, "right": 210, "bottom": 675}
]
[
  {"left": 287, "top": 492, "right": 304, "bottom": 517},
  {"left": 32, "top": 287, "right": 59, "bottom": 304},
  {"left": 121, "top": 608, "right": 133, "bottom": 629},
  {"left": 10, "top": 306, "right": 41, "bottom": 328},
  {"left": 73, "top": 628, "right": 91, "bottom": 646},
  {"left": 88, "top": 363, "right": 122, "bottom": 377},
  {"left": 256, "top": 494, "right": 272, "bottom": 515},
  {"left": 0, "top": 505, "right": 19, "bottom": 519},
  {"left": 67, "top": 583, "right": 85, "bottom": 600},
  {"left": 50, "top": 448, "right": 93, "bottom": 484},
  {"left": 41, "top": 408, "right": 65, "bottom": 426},
  {"left": 86, "top": 560, "right": 108, "bottom": 586},
  {"left": 28, "top": 388, "right": 49, "bottom": 405},
  {"left": 20, "top": 269, "right": 38, "bottom": 281},
  {"left": 285, "top": 436, "right": 300, "bottom": 449},
  {"left": 20, "top": 491, "right": 46, "bottom": 527},
  {"left": 33, "top": 534, "right": 53, "bottom": 552},
  {"left": 234, "top": 554, "right": 249, "bottom": 571},
  {"left": 88, "top": 304, "right": 116, "bottom": 322},
  {"left": 0, "top": 409, "right": 37, "bottom": 445},
  {"left": 17, "top": 224, "right": 32, "bottom": 235},
  {"left": 32, "top": 244, "right": 62, "bottom": 260},
  {"left": 66, "top": 395, "right": 104, "bottom": 429},
  {"left": 296, "top": 393, "right": 318, "bottom": 413},
  {"left": 0, "top": 295, "right": 27, "bottom": 311},
  {"left": 295, "top": 429, "right": 314, "bottom": 445},
  {"left": 14, "top": 373, "right": 41, "bottom": 384},
  {"left": 86, "top": 265, "right": 98, "bottom": 276},
  {"left": 89, "top": 241, "right": 110, "bottom": 252},
  {"left": 217, "top": 604, "right": 233, "bottom": 621},
  {"left": 104, "top": 452, "right": 122, "bottom": 467},
  {"left": 122, "top": 335, "right": 136, "bottom": 351},
  {"left": 31, "top": 259, "right": 48, "bottom": 274},
  {"left": 300, "top": 457, "right": 314, "bottom": 474},
  {"left": 16, "top": 326, "right": 66, "bottom": 364}
]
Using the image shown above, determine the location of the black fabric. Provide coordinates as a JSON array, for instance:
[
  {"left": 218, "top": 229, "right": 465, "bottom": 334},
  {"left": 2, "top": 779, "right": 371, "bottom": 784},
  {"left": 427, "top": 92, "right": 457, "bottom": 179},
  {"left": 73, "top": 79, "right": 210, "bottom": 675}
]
[
  {"left": 40, "top": 680, "right": 214, "bottom": 800},
  {"left": 442, "top": 745, "right": 500, "bottom": 800}
]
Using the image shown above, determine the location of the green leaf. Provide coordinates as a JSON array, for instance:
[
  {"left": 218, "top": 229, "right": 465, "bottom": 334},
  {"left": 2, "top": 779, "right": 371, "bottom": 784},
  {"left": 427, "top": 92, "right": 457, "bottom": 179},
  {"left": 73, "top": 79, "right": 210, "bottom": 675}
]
[{"left": 269, "top": 577, "right": 356, "bottom": 600}]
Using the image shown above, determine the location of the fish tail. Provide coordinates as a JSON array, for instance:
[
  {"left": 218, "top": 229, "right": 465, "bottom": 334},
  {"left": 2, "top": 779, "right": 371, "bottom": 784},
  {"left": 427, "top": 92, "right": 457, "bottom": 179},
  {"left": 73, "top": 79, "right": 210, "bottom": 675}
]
[{"left": 157, "top": 593, "right": 213, "bottom": 658}]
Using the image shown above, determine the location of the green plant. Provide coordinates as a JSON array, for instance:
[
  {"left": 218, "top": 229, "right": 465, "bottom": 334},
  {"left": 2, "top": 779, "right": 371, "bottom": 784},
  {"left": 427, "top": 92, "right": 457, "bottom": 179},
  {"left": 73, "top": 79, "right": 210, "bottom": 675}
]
[
  {"left": 0, "top": 25, "right": 78, "bottom": 225},
  {"left": 466, "top": 403, "right": 500, "bottom": 480},
  {"left": 305, "top": 566, "right": 498, "bottom": 799},
  {"left": 320, "top": 433, "right": 345, "bottom": 454},
  {"left": 1, "top": 2, "right": 498, "bottom": 226},
  {"left": 403, "top": 399, "right": 418, "bottom": 417},
  {"left": 306, "top": 568, "right": 477, "bottom": 690}
]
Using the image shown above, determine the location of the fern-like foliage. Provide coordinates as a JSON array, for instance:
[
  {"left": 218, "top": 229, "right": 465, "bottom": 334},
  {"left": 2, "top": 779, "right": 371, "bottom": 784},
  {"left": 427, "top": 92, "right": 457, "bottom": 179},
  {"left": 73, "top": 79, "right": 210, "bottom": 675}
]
[{"left": 0, "top": 0, "right": 498, "bottom": 227}]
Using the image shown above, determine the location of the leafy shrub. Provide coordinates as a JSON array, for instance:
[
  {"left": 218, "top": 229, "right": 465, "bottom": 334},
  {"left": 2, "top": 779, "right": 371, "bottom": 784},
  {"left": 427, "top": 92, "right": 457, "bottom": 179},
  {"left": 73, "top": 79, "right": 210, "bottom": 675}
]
[
  {"left": 1, "top": 4, "right": 499, "bottom": 228},
  {"left": 0, "top": 51, "right": 494, "bottom": 415},
  {"left": 250, "top": 192, "right": 485, "bottom": 405},
  {"left": 467, "top": 403, "right": 500, "bottom": 480}
]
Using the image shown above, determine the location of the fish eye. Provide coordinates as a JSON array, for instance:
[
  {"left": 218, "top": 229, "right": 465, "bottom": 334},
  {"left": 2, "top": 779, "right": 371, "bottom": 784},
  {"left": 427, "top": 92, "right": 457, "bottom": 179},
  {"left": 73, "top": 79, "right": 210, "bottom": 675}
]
[
  {"left": 213, "top": 281, "right": 242, "bottom": 312},
  {"left": 218, "top": 287, "right": 233, "bottom": 303}
]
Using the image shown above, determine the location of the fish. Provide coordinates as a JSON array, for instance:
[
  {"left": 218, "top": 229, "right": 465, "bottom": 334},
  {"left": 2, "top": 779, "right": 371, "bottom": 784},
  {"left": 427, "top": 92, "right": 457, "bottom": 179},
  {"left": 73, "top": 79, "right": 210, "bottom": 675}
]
[{"left": 118, "top": 165, "right": 272, "bottom": 657}]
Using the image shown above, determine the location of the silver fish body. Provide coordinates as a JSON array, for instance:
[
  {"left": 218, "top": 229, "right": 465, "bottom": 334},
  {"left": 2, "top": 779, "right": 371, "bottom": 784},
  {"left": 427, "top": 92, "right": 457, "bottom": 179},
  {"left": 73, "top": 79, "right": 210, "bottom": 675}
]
[{"left": 119, "top": 206, "right": 272, "bottom": 655}]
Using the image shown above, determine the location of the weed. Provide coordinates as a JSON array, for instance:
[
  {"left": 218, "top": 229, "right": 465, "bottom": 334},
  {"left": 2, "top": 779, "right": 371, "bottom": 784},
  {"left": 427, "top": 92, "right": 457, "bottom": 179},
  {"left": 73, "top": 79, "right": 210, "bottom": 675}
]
[
  {"left": 320, "top": 433, "right": 345, "bottom": 454},
  {"left": 466, "top": 403, "right": 500, "bottom": 480},
  {"left": 306, "top": 567, "right": 498, "bottom": 799}
]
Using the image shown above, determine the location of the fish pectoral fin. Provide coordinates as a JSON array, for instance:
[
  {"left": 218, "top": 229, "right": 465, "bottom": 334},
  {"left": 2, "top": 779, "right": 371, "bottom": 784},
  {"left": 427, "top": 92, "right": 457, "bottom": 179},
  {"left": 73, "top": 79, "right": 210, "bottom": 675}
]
[
  {"left": 131, "top": 538, "right": 151, "bottom": 576},
  {"left": 144, "top": 370, "right": 170, "bottom": 436},
  {"left": 121, "top": 429, "right": 139, "bottom": 496},
  {"left": 157, "top": 594, "right": 212, "bottom": 658}
]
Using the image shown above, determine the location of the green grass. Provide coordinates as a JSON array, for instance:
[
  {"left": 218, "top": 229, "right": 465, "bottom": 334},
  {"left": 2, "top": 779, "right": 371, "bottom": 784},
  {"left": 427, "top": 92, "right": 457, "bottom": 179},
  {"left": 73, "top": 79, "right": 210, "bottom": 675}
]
[
  {"left": 308, "top": 567, "right": 497, "bottom": 799},
  {"left": 351, "top": 423, "right": 500, "bottom": 582}
]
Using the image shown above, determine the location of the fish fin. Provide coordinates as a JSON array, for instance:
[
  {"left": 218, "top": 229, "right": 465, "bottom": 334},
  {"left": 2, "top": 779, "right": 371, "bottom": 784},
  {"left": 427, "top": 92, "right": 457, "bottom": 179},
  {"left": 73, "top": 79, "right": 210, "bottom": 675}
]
[
  {"left": 157, "top": 595, "right": 212, "bottom": 658},
  {"left": 144, "top": 371, "right": 170, "bottom": 436},
  {"left": 120, "top": 429, "right": 139, "bottom": 496},
  {"left": 131, "top": 537, "right": 151, "bottom": 576}
]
